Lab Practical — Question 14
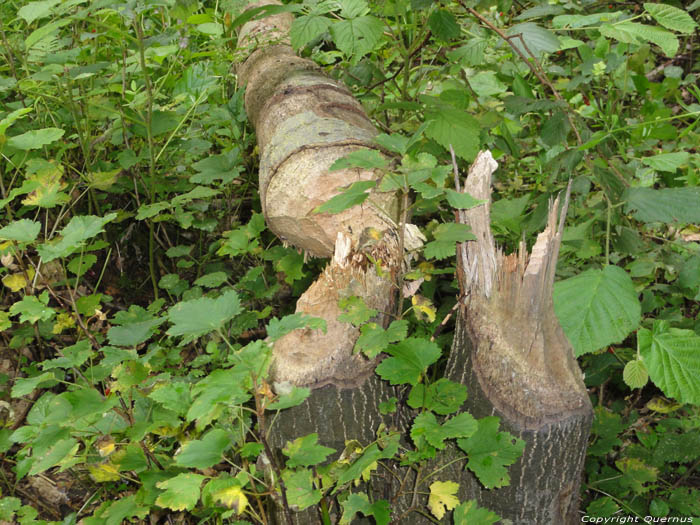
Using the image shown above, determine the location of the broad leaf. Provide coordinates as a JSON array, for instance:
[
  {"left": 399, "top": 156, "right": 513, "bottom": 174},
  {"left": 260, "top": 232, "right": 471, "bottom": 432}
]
[
  {"left": 457, "top": 417, "right": 525, "bottom": 489},
  {"left": 600, "top": 21, "right": 678, "bottom": 57},
  {"left": 507, "top": 23, "right": 561, "bottom": 56},
  {"left": 375, "top": 338, "right": 441, "bottom": 386},
  {"left": 155, "top": 473, "right": 205, "bottom": 511},
  {"left": 624, "top": 187, "right": 700, "bottom": 224},
  {"left": 428, "top": 481, "right": 459, "bottom": 520},
  {"left": 313, "top": 180, "right": 375, "bottom": 214},
  {"left": 640, "top": 151, "right": 690, "bottom": 172},
  {"left": 425, "top": 108, "right": 480, "bottom": 162},
  {"left": 453, "top": 500, "right": 501, "bottom": 525},
  {"left": 644, "top": 3, "right": 697, "bottom": 34},
  {"left": 424, "top": 222, "right": 475, "bottom": 260},
  {"left": 175, "top": 429, "right": 231, "bottom": 468},
  {"left": 282, "top": 433, "right": 335, "bottom": 468},
  {"left": 0, "top": 219, "right": 41, "bottom": 242},
  {"left": 7, "top": 128, "right": 64, "bottom": 150},
  {"left": 623, "top": 359, "right": 649, "bottom": 390},
  {"left": 290, "top": 15, "right": 332, "bottom": 50},
  {"left": 639, "top": 321, "right": 700, "bottom": 405},
  {"left": 330, "top": 16, "right": 384, "bottom": 60},
  {"left": 428, "top": 9, "right": 460, "bottom": 41},
  {"left": 553, "top": 265, "right": 641, "bottom": 356},
  {"left": 167, "top": 290, "right": 242, "bottom": 341}
]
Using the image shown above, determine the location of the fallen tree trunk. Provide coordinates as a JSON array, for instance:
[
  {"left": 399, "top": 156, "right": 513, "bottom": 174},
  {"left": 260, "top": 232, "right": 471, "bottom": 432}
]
[
  {"left": 237, "top": 3, "right": 401, "bottom": 522},
  {"left": 440, "top": 152, "right": 593, "bottom": 524}
]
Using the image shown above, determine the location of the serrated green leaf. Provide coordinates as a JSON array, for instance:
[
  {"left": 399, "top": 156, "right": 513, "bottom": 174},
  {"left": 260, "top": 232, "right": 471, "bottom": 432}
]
[
  {"left": 507, "top": 23, "right": 561, "bottom": 56},
  {"left": 108, "top": 317, "right": 165, "bottom": 347},
  {"left": 155, "top": 473, "right": 206, "bottom": 511},
  {"left": 283, "top": 433, "right": 336, "bottom": 468},
  {"left": 623, "top": 359, "right": 649, "bottom": 390},
  {"left": 167, "top": 290, "right": 241, "bottom": 341},
  {"left": 407, "top": 378, "right": 467, "bottom": 415},
  {"left": 457, "top": 417, "right": 525, "bottom": 489},
  {"left": 175, "top": 429, "right": 231, "bottom": 468},
  {"left": 640, "top": 151, "right": 689, "bottom": 172},
  {"left": 644, "top": 3, "right": 697, "bottom": 34},
  {"left": 9, "top": 292, "right": 55, "bottom": 324},
  {"left": 314, "top": 180, "right": 375, "bottom": 214},
  {"left": 194, "top": 271, "right": 228, "bottom": 288},
  {"left": 444, "top": 189, "right": 484, "bottom": 210},
  {"left": 412, "top": 411, "right": 477, "bottom": 451},
  {"left": 428, "top": 9, "right": 460, "bottom": 41},
  {"left": 639, "top": 321, "right": 700, "bottom": 405},
  {"left": 468, "top": 71, "right": 507, "bottom": 97},
  {"left": 11, "top": 371, "right": 57, "bottom": 397},
  {"left": 329, "top": 149, "right": 387, "bottom": 171},
  {"left": 290, "top": 14, "right": 331, "bottom": 50},
  {"left": 425, "top": 108, "right": 480, "bottom": 162},
  {"left": 553, "top": 266, "right": 641, "bottom": 356},
  {"left": 267, "top": 384, "right": 311, "bottom": 410},
  {"left": 424, "top": 222, "right": 475, "bottom": 260},
  {"left": 335, "top": 434, "right": 400, "bottom": 488},
  {"left": 453, "top": 500, "right": 501, "bottom": 525},
  {"left": 338, "top": 296, "right": 378, "bottom": 326},
  {"left": 375, "top": 337, "right": 441, "bottom": 386},
  {"left": 355, "top": 320, "right": 408, "bottom": 358},
  {"left": 624, "top": 187, "right": 700, "bottom": 223},
  {"left": 37, "top": 213, "right": 117, "bottom": 262},
  {"left": 7, "top": 127, "right": 64, "bottom": 150},
  {"left": 330, "top": 16, "right": 383, "bottom": 60},
  {"left": 29, "top": 437, "right": 78, "bottom": 476},
  {"left": 282, "top": 469, "right": 322, "bottom": 510},
  {"left": 0, "top": 219, "right": 41, "bottom": 242},
  {"left": 187, "top": 368, "right": 251, "bottom": 425},
  {"left": 267, "top": 313, "right": 327, "bottom": 341},
  {"left": 600, "top": 21, "right": 678, "bottom": 57}
]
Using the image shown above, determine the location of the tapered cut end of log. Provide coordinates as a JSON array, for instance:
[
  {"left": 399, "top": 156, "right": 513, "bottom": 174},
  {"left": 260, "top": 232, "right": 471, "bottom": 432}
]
[
  {"left": 456, "top": 153, "right": 588, "bottom": 430},
  {"left": 270, "top": 230, "right": 399, "bottom": 389}
]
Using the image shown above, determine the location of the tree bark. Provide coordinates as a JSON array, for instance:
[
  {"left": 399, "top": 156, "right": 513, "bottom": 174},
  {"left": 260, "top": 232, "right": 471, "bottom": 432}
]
[
  {"left": 237, "top": 3, "right": 401, "bottom": 523},
  {"left": 441, "top": 152, "right": 593, "bottom": 524},
  {"left": 237, "top": 4, "right": 592, "bottom": 524}
]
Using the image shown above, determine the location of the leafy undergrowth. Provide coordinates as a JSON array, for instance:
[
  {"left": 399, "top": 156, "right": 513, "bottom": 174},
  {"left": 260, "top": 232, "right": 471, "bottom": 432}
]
[{"left": 1, "top": 0, "right": 700, "bottom": 524}]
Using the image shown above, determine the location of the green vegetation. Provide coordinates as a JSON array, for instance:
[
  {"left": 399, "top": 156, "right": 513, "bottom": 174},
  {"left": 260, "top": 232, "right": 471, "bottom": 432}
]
[{"left": 0, "top": 0, "right": 699, "bottom": 523}]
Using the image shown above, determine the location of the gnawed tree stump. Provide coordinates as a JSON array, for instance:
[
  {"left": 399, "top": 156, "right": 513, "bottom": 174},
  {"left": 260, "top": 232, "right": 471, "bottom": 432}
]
[
  {"left": 237, "top": 3, "right": 401, "bottom": 523},
  {"left": 441, "top": 151, "right": 593, "bottom": 524}
]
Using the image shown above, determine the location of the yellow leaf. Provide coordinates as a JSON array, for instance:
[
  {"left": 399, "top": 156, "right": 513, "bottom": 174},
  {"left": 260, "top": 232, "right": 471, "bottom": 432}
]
[
  {"left": 412, "top": 294, "right": 436, "bottom": 323},
  {"left": 89, "top": 462, "right": 120, "bottom": 482},
  {"left": 646, "top": 396, "right": 681, "bottom": 414},
  {"left": 428, "top": 481, "right": 460, "bottom": 520},
  {"left": 96, "top": 435, "right": 116, "bottom": 457},
  {"left": 2, "top": 273, "right": 27, "bottom": 292},
  {"left": 212, "top": 484, "right": 248, "bottom": 515},
  {"left": 52, "top": 312, "right": 75, "bottom": 334},
  {"left": 359, "top": 460, "right": 377, "bottom": 485}
]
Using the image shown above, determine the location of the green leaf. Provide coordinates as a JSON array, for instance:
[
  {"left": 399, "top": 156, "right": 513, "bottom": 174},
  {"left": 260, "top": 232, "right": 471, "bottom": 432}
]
[
  {"left": 541, "top": 109, "right": 570, "bottom": 147},
  {"left": 624, "top": 187, "right": 700, "bottom": 223},
  {"left": 506, "top": 23, "right": 561, "bottom": 56},
  {"left": 457, "top": 416, "right": 525, "bottom": 489},
  {"left": 424, "top": 222, "right": 475, "bottom": 260},
  {"left": 638, "top": 321, "right": 700, "bottom": 405},
  {"left": 340, "top": 493, "right": 390, "bottom": 525},
  {"left": 453, "top": 500, "right": 501, "bottom": 525},
  {"left": 314, "top": 180, "right": 375, "bottom": 214},
  {"left": 11, "top": 371, "right": 57, "bottom": 397},
  {"left": 42, "top": 340, "right": 93, "bottom": 370},
  {"left": 186, "top": 368, "right": 251, "bottom": 425},
  {"left": 37, "top": 213, "right": 117, "bottom": 262},
  {"left": 267, "top": 384, "right": 311, "bottom": 410},
  {"left": 600, "top": 21, "right": 678, "bottom": 57},
  {"left": 338, "top": 296, "right": 378, "bottom": 326},
  {"left": 148, "top": 381, "right": 192, "bottom": 416},
  {"left": 644, "top": 3, "right": 698, "bottom": 34},
  {"left": 84, "top": 495, "right": 148, "bottom": 525},
  {"left": 411, "top": 411, "right": 477, "bottom": 450},
  {"left": 282, "top": 469, "right": 321, "bottom": 510},
  {"left": 335, "top": 434, "right": 400, "bottom": 488},
  {"left": 267, "top": 313, "right": 327, "bottom": 341},
  {"left": 0, "top": 219, "right": 41, "bottom": 242},
  {"left": 283, "top": 433, "right": 336, "bottom": 468},
  {"left": 468, "top": 71, "right": 506, "bottom": 97},
  {"left": 190, "top": 151, "right": 241, "bottom": 184},
  {"left": 194, "top": 271, "right": 228, "bottom": 288},
  {"left": 155, "top": 473, "right": 206, "bottom": 511},
  {"left": 586, "top": 496, "right": 620, "bottom": 518},
  {"left": 428, "top": 9, "right": 460, "bottom": 41},
  {"left": 167, "top": 290, "right": 242, "bottom": 341},
  {"left": 175, "top": 429, "right": 231, "bottom": 468},
  {"left": 339, "top": 0, "right": 369, "bottom": 18},
  {"left": 623, "top": 359, "right": 649, "bottom": 390},
  {"left": 108, "top": 317, "right": 165, "bottom": 347},
  {"left": 640, "top": 151, "right": 689, "bottom": 172},
  {"left": 425, "top": 108, "right": 480, "bottom": 162},
  {"left": 9, "top": 292, "right": 55, "bottom": 324},
  {"left": 329, "top": 149, "right": 388, "bottom": 171},
  {"left": 29, "top": 437, "right": 78, "bottom": 476},
  {"left": 0, "top": 107, "right": 32, "bottom": 136},
  {"left": 375, "top": 337, "right": 441, "bottom": 386},
  {"left": 7, "top": 128, "right": 64, "bottom": 150},
  {"left": 553, "top": 266, "right": 641, "bottom": 356},
  {"left": 355, "top": 320, "right": 408, "bottom": 359},
  {"left": 290, "top": 14, "right": 332, "bottom": 50},
  {"left": 67, "top": 254, "right": 97, "bottom": 277},
  {"left": 444, "top": 189, "right": 484, "bottom": 210},
  {"left": 330, "top": 16, "right": 384, "bottom": 60},
  {"left": 407, "top": 378, "right": 467, "bottom": 415}
]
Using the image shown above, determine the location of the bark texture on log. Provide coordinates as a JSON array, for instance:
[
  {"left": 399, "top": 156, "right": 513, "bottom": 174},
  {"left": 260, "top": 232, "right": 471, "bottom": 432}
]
[
  {"left": 237, "top": 4, "right": 401, "bottom": 523},
  {"left": 443, "top": 151, "right": 593, "bottom": 524},
  {"left": 237, "top": 2, "right": 400, "bottom": 392}
]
